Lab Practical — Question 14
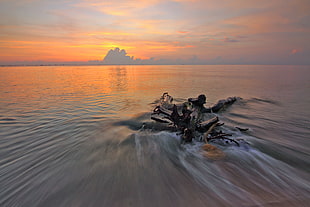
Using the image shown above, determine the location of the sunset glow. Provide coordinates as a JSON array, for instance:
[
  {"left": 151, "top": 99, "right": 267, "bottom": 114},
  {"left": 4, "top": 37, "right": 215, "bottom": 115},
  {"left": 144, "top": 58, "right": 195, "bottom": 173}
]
[{"left": 0, "top": 0, "right": 309, "bottom": 64}]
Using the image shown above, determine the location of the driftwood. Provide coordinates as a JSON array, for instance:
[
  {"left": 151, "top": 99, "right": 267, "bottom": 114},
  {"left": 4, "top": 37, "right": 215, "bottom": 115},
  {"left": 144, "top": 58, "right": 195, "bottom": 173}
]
[
  {"left": 206, "top": 133, "right": 240, "bottom": 146},
  {"left": 196, "top": 117, "right": 219, "bottom": 133},
  {"left": 235, "top": 126, "right": 249, "bottom": 131},
  {"left": 153, "top": 105, "right": 172, "bottom": 116},
  {"left": 203, "top": 122, "right": 219, "bottom": 143},
  {"left": 203, "top": 97, "right": 237, "bottom": 113},
  {"left": 151, "top": 93, "right": 245, "bottom": 147}
]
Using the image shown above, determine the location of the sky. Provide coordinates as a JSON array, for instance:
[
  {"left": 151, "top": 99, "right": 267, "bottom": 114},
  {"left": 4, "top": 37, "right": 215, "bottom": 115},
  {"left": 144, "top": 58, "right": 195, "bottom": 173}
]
[{"left": 0, "top": 0, "right": 309, "bottom": 65}]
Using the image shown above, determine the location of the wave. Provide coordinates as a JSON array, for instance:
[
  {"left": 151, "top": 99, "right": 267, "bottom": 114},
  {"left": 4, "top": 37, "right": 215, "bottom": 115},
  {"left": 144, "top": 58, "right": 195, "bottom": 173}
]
[{"left": 99, "top": 126, "right": 310, "bottom": 206}]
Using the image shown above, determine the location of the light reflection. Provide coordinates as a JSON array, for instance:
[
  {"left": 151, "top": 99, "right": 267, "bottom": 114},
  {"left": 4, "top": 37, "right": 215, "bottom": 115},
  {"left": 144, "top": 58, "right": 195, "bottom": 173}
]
[{"left": 1, "top": 65, "right": 309, "bottom": 119}]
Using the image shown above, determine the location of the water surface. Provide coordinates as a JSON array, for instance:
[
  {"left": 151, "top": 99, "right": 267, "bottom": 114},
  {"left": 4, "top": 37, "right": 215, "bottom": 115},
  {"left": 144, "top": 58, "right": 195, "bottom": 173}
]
[{"left": 0, "top": 65, "right": 309, "bottom": 206}]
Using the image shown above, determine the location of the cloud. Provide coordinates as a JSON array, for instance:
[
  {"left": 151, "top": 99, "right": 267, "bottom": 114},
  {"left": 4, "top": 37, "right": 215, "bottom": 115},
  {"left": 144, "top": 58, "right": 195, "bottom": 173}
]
[
  {"left": 103, "top": 48, "right": 133, "bottom": 64},
  {"left": 290, "top": 48, "right": 302, "bottom": 55},
  {"left": 291, "top": 49, "right": 298, "bottom": 55},
  {"left": 101, "top": 47, "right": 205, "bottom": 65},
  {"left": 78, "top": 0, "right": 162, "bottom": 16},
  {"left": 177, "top": 31, "right": 189, "bottom": 34},
  {"left": 223, "top": 37, "right": 239, "bottom": 43}
]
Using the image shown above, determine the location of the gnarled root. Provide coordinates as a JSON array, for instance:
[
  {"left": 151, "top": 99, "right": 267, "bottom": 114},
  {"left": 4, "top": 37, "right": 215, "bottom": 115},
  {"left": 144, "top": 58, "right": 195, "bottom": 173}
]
[
  {"left": 206, "top": 134, "right": 240, "bottom": 147},
  {"left": 196, "top": 116, "right": 219, "bottom": 133}
]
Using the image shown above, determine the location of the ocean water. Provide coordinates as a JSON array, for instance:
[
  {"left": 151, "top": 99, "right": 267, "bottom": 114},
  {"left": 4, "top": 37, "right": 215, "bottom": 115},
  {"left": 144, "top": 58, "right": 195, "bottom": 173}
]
[{"left": 0, "top": 65, "right": 309, "bottom": 207}]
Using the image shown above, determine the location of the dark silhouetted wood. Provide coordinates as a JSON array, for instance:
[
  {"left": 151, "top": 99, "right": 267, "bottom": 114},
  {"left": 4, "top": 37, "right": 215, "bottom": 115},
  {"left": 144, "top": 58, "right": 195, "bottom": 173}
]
[{"left": 151, "top": 93, "right": 244, "bottom": 147}]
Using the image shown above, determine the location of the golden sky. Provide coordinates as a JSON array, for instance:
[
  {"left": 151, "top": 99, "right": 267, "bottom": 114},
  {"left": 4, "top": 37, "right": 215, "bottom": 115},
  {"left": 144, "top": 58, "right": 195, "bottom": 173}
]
[{"left": 0, "top": 0, "right": 309, "bottom": 64}]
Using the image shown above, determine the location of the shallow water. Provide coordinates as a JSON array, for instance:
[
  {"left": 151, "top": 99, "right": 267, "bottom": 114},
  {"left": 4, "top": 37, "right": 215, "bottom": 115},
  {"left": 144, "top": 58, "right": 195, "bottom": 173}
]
[{"left": 0, "top": 65, "right": 309, "bottom": 206}]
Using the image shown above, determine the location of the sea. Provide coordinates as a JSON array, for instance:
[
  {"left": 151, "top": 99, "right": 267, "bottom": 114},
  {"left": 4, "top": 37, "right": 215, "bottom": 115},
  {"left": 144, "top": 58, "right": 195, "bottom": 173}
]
[{"left": 0, "top": 65, "right": 309, "bottom": 207}]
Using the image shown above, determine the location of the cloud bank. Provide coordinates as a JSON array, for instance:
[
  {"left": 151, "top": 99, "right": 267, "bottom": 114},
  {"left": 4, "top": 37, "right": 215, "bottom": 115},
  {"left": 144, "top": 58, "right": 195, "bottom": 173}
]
[
  {"left": 103, "top": 48, "right": 134, "bottom": 64},
  {"left": 99, "top": 48, "right": 205, "bottom": 65}
]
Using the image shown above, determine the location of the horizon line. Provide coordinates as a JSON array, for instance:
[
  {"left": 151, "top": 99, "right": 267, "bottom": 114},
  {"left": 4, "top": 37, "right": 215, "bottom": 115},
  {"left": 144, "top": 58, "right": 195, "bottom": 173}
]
[{"left": 1, "top": 63, "right": 310, "bottom": 67}]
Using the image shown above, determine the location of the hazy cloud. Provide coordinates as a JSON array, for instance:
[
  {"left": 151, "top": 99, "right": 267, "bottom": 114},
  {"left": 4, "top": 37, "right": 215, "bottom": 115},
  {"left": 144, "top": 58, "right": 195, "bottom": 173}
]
[
  {"left": 223, "top": 37, "right": 239, "bottom": 43},
  {"left": 103, "top": 48, "right": 133, "bottom": 64},
  {"left": 290, "top": 48, "right": 302, "bottom": 55}
]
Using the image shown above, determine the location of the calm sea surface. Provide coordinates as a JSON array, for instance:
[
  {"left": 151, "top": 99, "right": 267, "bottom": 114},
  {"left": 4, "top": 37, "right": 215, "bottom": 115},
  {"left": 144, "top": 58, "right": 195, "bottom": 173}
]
[{"left": 0, "top": 65, "right": 309, "bottom": 206}]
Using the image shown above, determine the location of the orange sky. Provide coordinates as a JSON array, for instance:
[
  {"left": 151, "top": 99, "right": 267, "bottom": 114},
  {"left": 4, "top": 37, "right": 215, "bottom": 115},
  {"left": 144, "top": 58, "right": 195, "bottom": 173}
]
[{"left": 0, "top": 0, "right": 309, "bottom": 64}]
